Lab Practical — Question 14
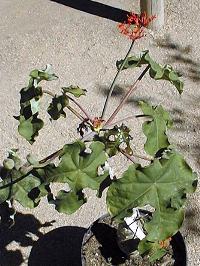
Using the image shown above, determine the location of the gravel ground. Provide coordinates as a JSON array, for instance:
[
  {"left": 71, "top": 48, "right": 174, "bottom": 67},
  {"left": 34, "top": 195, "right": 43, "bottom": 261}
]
[{"left": 0, "top": 0, "right": 200, "bottom": 265}]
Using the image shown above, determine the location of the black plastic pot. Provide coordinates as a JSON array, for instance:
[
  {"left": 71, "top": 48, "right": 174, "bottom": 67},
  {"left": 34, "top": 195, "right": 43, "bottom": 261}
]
[{"left": 81, "top": 214, "right": 187, "bottom": 266}]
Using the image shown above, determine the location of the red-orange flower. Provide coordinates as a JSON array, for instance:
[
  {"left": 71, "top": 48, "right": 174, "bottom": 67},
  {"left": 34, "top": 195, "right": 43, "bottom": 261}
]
[
  {"left": 128, "top": 12, "right": 156, "bottom": 27},
  {"left": 92, "top": 117, "right": 104, "bottom": 132},
  {"left": 118, "top": 11, "right": 156, "bottom": 41},
  {"left": 118, "top": 23, "right": 145, "bottom": 40}
]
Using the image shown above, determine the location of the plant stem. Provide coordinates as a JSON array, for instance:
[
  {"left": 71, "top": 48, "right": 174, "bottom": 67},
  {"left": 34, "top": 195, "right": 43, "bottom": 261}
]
[
  {"left": 104, "top": 65, "right": 150, "bottom": 127},
  {"left": 67, "top": 106, "right": 85, "bottom": 121},
  {"left": 43, "top": 90, "right": 89, "bottom": 122},
  {"left": 104, "top": 114, "right": 150, "bottom": 129},
  {"left": 101, "top": 40, "right": 135, "bottom": 119},
  {"left": 120, "top": 148, "right": 152, "bottom": 163},
  {"left": 132, "top": 153, "right": 153, "bottom": 161},
  {"left": 18, "top": 148, "right": 64, "bottom": 177},
  {"left": 67, "top": 95, "right": 92, "bottom": 121},
  {"left": 120, "top": 149, "right": 136, "bottom": 163},
  {"left": 39, "top": 149, "right": 63, "bottom": 164}
]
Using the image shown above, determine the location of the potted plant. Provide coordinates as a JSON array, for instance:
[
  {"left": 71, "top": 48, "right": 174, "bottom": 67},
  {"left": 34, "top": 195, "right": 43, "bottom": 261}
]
[{"left": 0, "top": 11, "right": 197, "bottom": 265}]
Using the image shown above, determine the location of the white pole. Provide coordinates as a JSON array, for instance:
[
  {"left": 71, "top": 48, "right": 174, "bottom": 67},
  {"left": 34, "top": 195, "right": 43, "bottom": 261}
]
[{"left": 140, "top": 0, "right": 164, "bottom": 30}]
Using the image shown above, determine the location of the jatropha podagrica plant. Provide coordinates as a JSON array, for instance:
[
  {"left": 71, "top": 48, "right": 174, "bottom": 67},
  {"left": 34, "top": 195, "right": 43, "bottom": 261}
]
[{"left": 0, "top": 12, "right": 197, "bottom": 262}]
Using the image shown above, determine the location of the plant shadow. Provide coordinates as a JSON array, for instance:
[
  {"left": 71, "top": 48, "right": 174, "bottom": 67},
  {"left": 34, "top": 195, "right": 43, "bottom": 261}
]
[
  {"left": 50, "top": 0, "right": 129, "bottom": 22},
  {"left": 184, "top": 208, "right": 200, "bottom": 236},
  {"left": 0, "top": 211, "right": 55, "bottom": 266},
  {"left": 28, "top": 226, "right": 86, "bottom": 266},
  {"left": 155, "top": 34, "right": 200, "bottom": 83},
  {"left": 99, "top": 84, "right": 150, "bottom": 105}
]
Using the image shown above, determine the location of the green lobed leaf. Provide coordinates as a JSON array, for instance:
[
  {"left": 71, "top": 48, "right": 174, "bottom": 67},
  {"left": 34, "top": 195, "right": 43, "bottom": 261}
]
[
  {"left": 44, "top": 141, "right": 109, "bottom": 191},
  {"left": 0, "top": 170, "right": 41, "bottom": 208},
  {"left": 140, "top": 101, "right": 172, "bottom": 156},
  {"left": 29, "top": 64, "right": 58, "bottom": 84},
  {"left": 116, "top": 52, "right": 148, "bottom": 69},
  {"left": 47, "top": 93, "right": 69, "bottom": 120},
  {"left": 62, "top": 85, "right": 87, "bottom": 98},
  {"left": 53, "top": 190, "right": 87, "bottom": 214},
  {"left": 116, "top": 50, "right": 183, "bottom": 93},
  {"left": 17, "top": 114, "right": 44, "bottom": 144},
  {"left": 42, "top": 141, "right": 109, "bottom": 214},
  {"left": 16, "top": 84, "right": 43, "bottom": 126},
  {"left": 13, "top": 173, "right": 41, "bottom": 208},
  {"left": 107, "top": 151, "right": 197, "bottom": 241},
  {"left": 15, "top": 65, "right": 58, "bottom": 143},
  {"left": 145, "top": 208, "right": 184, "bottom": 242}
]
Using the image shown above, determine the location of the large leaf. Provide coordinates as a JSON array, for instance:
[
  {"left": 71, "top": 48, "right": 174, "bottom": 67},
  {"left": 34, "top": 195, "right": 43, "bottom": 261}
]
[
  {"left": 117, "top": 50, "right": 183, "bottom": 93},
  {"left": 47, "top": 94, "right": 69, "bottom": 120},
  {"left": 107, "top": 151, "right": 197, "bottom": 241},
  {"left": 43, "top": 141, "right": 109, "bottom": 214},
  {"left": 53, "top": 190, "right": 86, "bottom": 214},
  {"left": 62, "top": 86, "right": 86, "bottom": 98},
  {"left": 140, "top": 102, "right": 172, "bottom": 156},
  {"left": 45, "top": 141, "right": 108, "bottom": 190}
]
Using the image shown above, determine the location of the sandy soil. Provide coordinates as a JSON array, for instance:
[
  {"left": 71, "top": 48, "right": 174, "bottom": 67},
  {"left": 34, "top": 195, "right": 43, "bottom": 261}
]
[{"left": 0, "top": 0, "right": 199, "bottom": 265}]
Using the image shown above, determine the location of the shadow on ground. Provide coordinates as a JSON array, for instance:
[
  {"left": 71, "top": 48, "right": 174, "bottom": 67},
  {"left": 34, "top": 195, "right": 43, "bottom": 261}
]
[
  {"left": 155, "top": 35, "right": 200, "bottom": 83},
  {"left": 185, "top": 208, "right": 200, "bottom": 236},
  {"left": 0, "top": 212, "right": 55, "bottom": 266},
  {"left": 99, "top": 84, "right": 150, "bottom": 105},
  {"left": 28, "top": 226, "right": 86, "bottom": 266},
  {"left": 50, "top": 0, "right": 128, "bottom": 22}
]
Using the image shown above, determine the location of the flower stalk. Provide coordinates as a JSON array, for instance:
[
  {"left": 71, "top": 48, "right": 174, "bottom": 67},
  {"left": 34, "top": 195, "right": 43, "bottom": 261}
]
[
  {"left": 101, "top": 40, "right": 135, "bottom": 119},
  {"left": 67, "top": 95, "right": 92, "bottom": 121},
  {"left": 104, "top": 114, "right": 150, "bottom": 129},
  {"left": 104, "top": 65, "right": 150, "bottom": 127}
]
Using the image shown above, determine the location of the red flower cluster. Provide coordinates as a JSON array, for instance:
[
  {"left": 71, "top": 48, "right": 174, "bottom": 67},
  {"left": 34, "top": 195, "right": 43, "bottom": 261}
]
[{"left": 118, "top": 12, "right": 156, "bottom": 40}]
